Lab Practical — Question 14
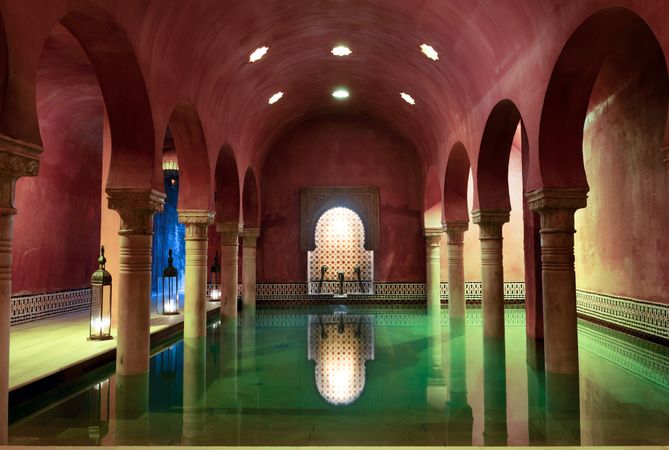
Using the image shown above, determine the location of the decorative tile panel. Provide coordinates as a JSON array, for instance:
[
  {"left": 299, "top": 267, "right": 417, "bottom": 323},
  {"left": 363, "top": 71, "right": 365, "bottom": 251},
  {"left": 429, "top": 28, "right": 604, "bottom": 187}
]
[
  {"left": 10, "top": 288, "right": 91, "bottom": 325},
  {"left": 576, "top": 289, "right": 669, "bottom": 343}
]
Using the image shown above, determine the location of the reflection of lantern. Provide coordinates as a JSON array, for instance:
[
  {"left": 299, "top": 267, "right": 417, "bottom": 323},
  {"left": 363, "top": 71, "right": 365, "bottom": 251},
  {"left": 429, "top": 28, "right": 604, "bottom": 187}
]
[
  {"left": 88, "top": 378, "right": 110, "bottom": 444},
  {"left": 89, "top": 246, "right": 112, "bottom": 340},
  {"left": 209, "top": 252, "right": 221, "bottom": 302},
  {"left": 160, "top": 249, "right": 179, "bottom": 315}
]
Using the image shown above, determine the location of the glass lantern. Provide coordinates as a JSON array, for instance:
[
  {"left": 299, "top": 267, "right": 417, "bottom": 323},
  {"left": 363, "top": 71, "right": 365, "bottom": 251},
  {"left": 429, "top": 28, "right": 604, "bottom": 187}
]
[
  {"left": 160, "top": 249, "right": 179, "bottom": 315},
  {"left": 89, "top": 246, "right": 112, "bottom": 340},
  {"left": 88, "top": 378, "right": 110, "bottom": 444},
  {"left": 209, "top": 252, "right": 221, "bottom": 302}
]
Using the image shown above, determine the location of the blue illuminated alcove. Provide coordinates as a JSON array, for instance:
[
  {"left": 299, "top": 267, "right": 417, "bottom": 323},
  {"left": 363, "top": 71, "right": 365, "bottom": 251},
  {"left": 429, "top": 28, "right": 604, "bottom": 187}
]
[{"left": 151, "top": 169, "right": 185, "bottom": 305}]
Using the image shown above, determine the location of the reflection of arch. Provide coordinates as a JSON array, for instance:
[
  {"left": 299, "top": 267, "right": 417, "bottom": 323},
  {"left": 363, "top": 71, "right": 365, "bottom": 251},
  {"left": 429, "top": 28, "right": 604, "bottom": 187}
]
[
  {"left": 214, "top": 144, "right": 240, "bottom": 223},
  {"left": 537, "top": 7, "right": 669, "bottom": 190},
  {"left": 443, "top": 142, "right": 471, "bottom": 223},
  {"left": 242, "top": 168, "right": 259, "bottom": 227},
  {"left": 300, "top": 186, "right": 379, "bottom": 251},
  {"left": 51, "top": 7, "right": 158, "bottom": 191},
  {"left": 166, "top": 100, "right": 210, "bottom": 210},
  {"left": 475, "top": 100, "right": 525, "bottom": 211}
]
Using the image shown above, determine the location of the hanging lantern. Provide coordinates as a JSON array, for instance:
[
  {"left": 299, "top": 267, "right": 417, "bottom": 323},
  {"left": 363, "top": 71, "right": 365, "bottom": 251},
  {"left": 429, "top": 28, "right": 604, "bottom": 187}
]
[
  {"left": 209, "top": 251, "right": 221, "bottom": 302},
  {"left": 88, "top": 378, "right": 110, "bottom": 444},
  {"left": 160, "top": 249, "right": 179, "bottom": 315},
  {"left": 89, "top": 246, "right": 112, "bottom": 340}
]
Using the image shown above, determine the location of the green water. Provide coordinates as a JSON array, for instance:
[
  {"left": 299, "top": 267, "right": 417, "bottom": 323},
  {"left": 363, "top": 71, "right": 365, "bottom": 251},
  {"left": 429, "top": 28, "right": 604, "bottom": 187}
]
[{"left": 9, "top": 306, "right": 669, "bottom": 446}]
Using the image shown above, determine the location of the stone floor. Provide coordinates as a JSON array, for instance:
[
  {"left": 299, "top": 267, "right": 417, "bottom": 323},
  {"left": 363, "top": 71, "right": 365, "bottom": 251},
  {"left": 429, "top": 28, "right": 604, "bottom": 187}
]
[{"left": 9, "top": 303, "right": 220, "bottom": 391}]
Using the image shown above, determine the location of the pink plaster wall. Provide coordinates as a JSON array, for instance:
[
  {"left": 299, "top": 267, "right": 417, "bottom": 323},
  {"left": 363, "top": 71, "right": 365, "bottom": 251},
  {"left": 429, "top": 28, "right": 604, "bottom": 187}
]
[
  {"left": 575, "top": 35, "right": 669, "bottom": 304},
  {"left": 258, "top": 114, "right": 424, "bottom": 283}
]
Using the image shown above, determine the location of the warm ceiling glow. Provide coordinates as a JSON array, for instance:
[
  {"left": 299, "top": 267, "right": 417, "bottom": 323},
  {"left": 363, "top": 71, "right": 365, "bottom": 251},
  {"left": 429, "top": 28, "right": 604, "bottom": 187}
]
[
  {"left": 400, "top": 92, "right": 415, "bottom": 105},
  {"left": 419, "top": 43, "right": 439, "bottom": 61},
  {"left": 332, "top": 88, "right": 350, "bottom": 99},
  {"left": 331, "top": 45, "right": 352, "bottom": 56},
  {"left": 249, "top": 46, "right": 269, "bottom": 62},
  {"left": 268, "top": 91, "right": 284, "bottom": 104}
]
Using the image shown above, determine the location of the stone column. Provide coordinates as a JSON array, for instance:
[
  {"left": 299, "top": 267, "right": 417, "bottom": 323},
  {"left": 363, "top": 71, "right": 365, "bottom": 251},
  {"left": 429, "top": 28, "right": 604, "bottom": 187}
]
[
  {"left": 472, "top": 210, "right": 510, "bottom": 338},
  {"left": 0, "top": 135, "right": 41, "bottom": 444},
  {"left": 179, "top": 210, "right": 215, "bottom": 339},
  {"left": 108, "top": 189, "right": 165, "bottom": 375},
  {"left": 527, "top": 188, "right": 587, "bottom": 375},
  {"left": 217, "top": 222, "right": 241, "bottom": 319},
  {"left": 444, "top": 221, "right": 468, "bottom": 321},
  {"left": 241, "top": 227, "right": 260, "bottom": 310},
  {"left": 424, "top": 228, "right": 442, "bottom": 314}
]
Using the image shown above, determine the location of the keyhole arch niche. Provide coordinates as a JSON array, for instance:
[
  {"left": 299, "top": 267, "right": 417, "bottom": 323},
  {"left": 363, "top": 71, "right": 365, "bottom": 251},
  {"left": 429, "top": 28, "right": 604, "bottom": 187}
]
[{"left": 301, "top": 187, "right": 379, "bottom": 295}]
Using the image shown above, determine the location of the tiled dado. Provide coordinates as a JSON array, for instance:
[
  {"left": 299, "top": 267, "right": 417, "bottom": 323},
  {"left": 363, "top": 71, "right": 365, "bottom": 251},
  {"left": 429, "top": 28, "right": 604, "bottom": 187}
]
[
  {"left": 576, "top": 289, "right": 669, "bottom": 344},
  {"left": 10, "top": 288, "right": 91, "bottom": 325}
]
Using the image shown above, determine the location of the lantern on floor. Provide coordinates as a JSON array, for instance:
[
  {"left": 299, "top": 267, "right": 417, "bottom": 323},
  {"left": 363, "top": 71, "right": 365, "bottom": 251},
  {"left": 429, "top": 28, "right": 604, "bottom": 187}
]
[
  {"left": 89, "top": 246, "right": 112, "bottom": 340},
  {"left": 88, "top": 378, "right": 110, "bottom": 444},
  {"left": 160, "top": 249, "right": 179, "bottom": 315},
  {"left": 209, "top": 251, "right": 221, "bottom": 302}
]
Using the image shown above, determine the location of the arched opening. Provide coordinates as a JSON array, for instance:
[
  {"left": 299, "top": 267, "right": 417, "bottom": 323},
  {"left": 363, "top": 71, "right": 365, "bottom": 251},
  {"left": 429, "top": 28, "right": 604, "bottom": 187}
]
[
  {"left": 242, "top": 168, "right": 259, "bottom": 228},
  {"left": 443, "top": 142, "right": 471, "bottom": 223},
  {"left": 214, "top": 145, "right": 240, "bottom": 225},
  {"left": 308, "top": 207, "right": 373, "bottom": 295}
]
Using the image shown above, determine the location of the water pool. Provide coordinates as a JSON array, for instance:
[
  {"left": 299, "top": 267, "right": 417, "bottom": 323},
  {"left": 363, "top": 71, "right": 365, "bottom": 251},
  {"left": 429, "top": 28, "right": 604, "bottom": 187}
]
[{"left": 9, "top": 306, "right": 669, "bottom": 446}]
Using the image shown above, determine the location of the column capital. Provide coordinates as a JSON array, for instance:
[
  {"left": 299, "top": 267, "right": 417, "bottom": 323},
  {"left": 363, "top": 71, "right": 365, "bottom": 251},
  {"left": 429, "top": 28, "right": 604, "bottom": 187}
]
[
  {"left": 443, "top": 221, "right": 468, "bottom": 244},
  {"left": 179, "top": 210, "right": 215, "bottom": 240},
  {"left": 0, "top": 134, "right": 42, "bottom": 215},
  {"left": 424, "top": 227, "right": 443, "bottom": 247},
  {"left": 472, "top": 209, "right": 509, "bottom": 239},
  {"left": 216, "top": 221, "right": 242, "bottom": 245},
  {"left": 526, "top": 188, "right": 588, "bottom": 212},
  {"left": 661, "top": 144, "right": 669, "bottom": 173},
  {"left": 241, "top": 227, "right": 260, "bottom": 247},
  {"left": 107, "top": 188, "right": 166, "bottom": 235}
]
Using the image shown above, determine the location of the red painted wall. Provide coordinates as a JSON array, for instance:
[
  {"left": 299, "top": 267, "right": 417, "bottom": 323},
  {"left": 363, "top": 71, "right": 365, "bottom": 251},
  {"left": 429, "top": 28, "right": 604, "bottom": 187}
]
[
  {"left": 258, "top": 114, "right": 424, "bottom": 283},
  {"left": 575, "top": 34, "right": 669, "bottom": 304},
  {"left": 12, "top": 26, "right": 103, "bottom": 295}
]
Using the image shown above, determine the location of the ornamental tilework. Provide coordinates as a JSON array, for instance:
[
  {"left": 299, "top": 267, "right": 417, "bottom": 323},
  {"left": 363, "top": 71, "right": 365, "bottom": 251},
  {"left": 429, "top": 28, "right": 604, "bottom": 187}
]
[
  {"left": 308, "top": 207, "right": 373, "bottom": 294},
  {"left": 10, "top": 288, "right": 91, "bottom": 325}
]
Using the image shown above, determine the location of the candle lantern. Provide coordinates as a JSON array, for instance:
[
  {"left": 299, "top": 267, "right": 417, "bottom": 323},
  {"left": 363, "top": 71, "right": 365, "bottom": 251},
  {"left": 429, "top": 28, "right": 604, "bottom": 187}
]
[
  {"left": 160, "top": 249, "right": 179, "bottom": 315},
  {"left": 89, "top": 246, "right": 113, "bottom": 340},
  {"left": 88, "top": 378, "right": 110, "bottom": 443},
  {"left": 209, "top": 251, "right": 221, "bottom": 302}
]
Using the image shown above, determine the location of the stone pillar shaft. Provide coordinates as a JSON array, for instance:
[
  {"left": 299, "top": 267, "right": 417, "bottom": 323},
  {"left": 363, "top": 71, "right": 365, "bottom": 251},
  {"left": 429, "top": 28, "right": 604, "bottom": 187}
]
[
  {"left": 180, "top": 211, "right": 215, "bottom": 339},
  {"left": 108, "top": 189, "right": 165, "bottom": 375},
  {"left": 473, "top": 210, "right": 509, "bottom": 338},
  {"left": 218, "top": 222, "right": 241, "bottom": 318},
  {"left": 241, "top": 228, "right": 260, "bottom": 309},
  {"left": 528, "top": 188, "right": 587, "bottom": 375},
  {"left": 424, "top": 228, "right": 442, "bottom": 314},
  {"left": 0, "top": 135, "right": 41, "bottom": 444},
  {"left": 445, "top": 221, "right": 468, "bottom": 320}
]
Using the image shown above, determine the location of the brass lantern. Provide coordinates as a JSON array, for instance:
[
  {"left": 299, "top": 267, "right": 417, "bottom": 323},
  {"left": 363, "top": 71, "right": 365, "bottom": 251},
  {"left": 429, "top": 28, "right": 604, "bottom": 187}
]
[
  {"left": 209, "top": 252, "right": 221, "bottom": 302},
  {"left": 160, "top": 249, "right": 179, "bottom": 315},
  {"left": 88, "top": 378, "right": 110, "bottom": 444},
  {"left": 89, "top": 246, "right": 112, "bottom": 340}
]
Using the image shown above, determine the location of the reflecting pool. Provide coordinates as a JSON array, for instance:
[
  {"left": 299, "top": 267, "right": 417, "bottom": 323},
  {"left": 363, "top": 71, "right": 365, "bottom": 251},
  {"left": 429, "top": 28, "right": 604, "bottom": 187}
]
[{"left": 9, "top": 306, "right": 669, "bottom": 446}]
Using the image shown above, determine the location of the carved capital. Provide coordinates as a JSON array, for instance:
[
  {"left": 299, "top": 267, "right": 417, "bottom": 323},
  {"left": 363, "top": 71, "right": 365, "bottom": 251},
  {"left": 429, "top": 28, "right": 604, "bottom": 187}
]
[
  {"left": 472, "top": 209, "right": 509, "bottom": 239},
  {"left": 0, "top": 134, "right": 43, "bottom": 215},
  {"left": 424, "top": 227, "right": 442, "bottom": 247},
  {"left": 107, "top": 188, "right": 166, "bottom": 235},
  {"left": 526, "top": 188, "right": 588, "bottom": 232},
  {"left": 179, "top": 210, "right": 214, "bottom": 240},
  {"left": 216, "top": 221, "right": 242, "bottom": 245},
  {"left": 661, "top": 145, "right": 669, "bottom": 173},
  {"left": 443, "top": 221, "right": 468, "bottom": 245},
  {"left": 241, "top": 227, "right": 260, "bottom": 248}
]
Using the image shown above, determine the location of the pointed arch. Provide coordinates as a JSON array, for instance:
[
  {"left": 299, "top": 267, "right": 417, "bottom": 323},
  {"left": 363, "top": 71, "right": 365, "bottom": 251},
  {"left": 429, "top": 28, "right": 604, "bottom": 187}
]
[
  {"left": 242, "top": 167, "right": 260, "bottom": 228},
  {"left": 214, "top": 144, "right": 240, "bottom": 223},
  {"left": 443, "top": 142, "right": 471, "bottom": 223}
]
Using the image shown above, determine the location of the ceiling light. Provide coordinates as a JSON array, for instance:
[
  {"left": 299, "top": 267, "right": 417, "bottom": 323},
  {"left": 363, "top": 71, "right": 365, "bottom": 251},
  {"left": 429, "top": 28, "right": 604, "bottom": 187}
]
[
  {"left": 400, "top": 92, "right": 415, "bottom": 105},
  {"left": 249, "top": 46, "right": 269, "bottom": 63},
  {"left": 331, "top": 46, "right": 352, "bottom": 56},
  {"left": 268, "top": 92, "right": 283, "bottom": 104},
  {"left": 332, "top": 89, "right": 350, "bottom": 99},
  {"left": 419, "top": 43, "right": 439, "bottom": 61}
]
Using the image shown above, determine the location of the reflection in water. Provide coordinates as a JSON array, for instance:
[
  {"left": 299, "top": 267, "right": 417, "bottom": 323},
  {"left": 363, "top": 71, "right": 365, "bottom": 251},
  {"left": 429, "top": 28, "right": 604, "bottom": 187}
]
[
  {"left": 182, "top": 337, "right": 207, "bottom": 443},
  {"left": 87, "top": 379, "right": 110, "bottom": 445},
  {"left": 308, "top": 312, "right": 374, "bottom": 405},
  {"left": 483, "top": 336, "right": 508, "bottom": 445},
  {"left": 446, "top": 317, "right": 473, "bottom": 445},
  {"left": 114, "top": 373, "right": 149, "bottom": 445}
]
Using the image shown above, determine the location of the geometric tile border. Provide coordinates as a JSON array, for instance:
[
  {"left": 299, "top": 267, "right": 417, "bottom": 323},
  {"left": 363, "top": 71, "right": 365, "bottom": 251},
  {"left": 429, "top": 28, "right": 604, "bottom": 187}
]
[
  {"left": 10, "top": 288, "right": 91, "bottom": 326},
  {"left": 576, "top": 289, "right": 669, "bottom": 345}
]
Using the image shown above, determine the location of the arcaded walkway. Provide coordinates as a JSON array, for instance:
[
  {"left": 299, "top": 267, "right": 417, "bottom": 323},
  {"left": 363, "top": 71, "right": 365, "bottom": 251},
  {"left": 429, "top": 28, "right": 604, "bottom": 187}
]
[{"left": 9, "top": 303, "right": 220, "bottom": 391}]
